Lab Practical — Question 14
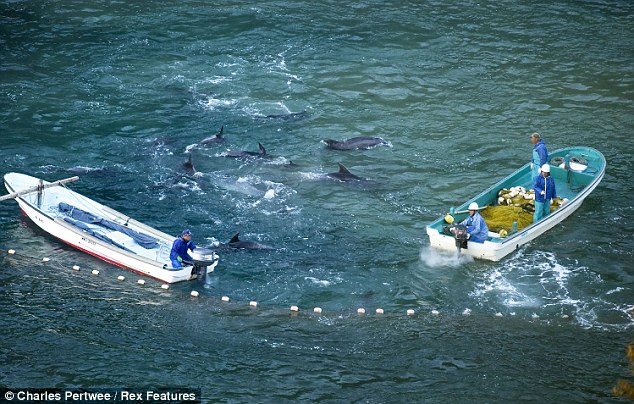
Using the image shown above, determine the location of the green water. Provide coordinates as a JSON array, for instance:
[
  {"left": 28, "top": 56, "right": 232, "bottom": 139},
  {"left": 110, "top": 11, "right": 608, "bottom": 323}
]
[{"left": 1, "top": 1, "right": 633, "bottom": 402}]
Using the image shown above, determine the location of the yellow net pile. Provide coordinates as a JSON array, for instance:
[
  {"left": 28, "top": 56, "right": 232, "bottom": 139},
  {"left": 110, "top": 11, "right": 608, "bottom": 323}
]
[
  {"left": 480, "top": 205, "right": 533, "bottom": 233},
  {"left": 479, "top": 186, "right": 567, "bottom": 234}
]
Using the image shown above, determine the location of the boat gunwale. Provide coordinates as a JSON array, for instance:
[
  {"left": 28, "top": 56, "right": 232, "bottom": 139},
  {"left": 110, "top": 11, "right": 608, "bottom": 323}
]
[
  {"left": 425, "top": 146, "right": 605, "bottom": 258},
  {"left": 4, "top": 172, "right": 203, "bottom": 283}
]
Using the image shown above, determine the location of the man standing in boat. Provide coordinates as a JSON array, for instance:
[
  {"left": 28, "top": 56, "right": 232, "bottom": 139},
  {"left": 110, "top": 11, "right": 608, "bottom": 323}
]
[
  {"left": 170, "top": 229, "right": 197, "bottom": 268},
  {"left": 530, "top": 132, "right": 548, "bottom": 182},
  {"left": 459, "top": 202, "right": 489, "bottom": 243},
  {"left": 533, "top": 164, "right": 557, "bottom": 223}
]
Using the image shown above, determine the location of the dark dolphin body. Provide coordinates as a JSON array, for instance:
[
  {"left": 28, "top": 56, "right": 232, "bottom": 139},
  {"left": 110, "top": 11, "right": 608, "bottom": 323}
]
[
  {"left": 327, "top": 163, "right": 365, "bottom": 181},
  {"left": 227, "top": 233, "right": 273, "bottom": 250},
  {"left": 224, "top": 143, "right": 267, "bottom": 159},
  {"left": 323, "top": 136, "right": 388, "bottom": 150},
  {"left": 199, "top": 125, "right": 224, "bottom": 145},
  {"left": 183, "top": 155, "right": 196, "bottom": 174},
  {"left": 256, "top": 110, "right": 308, "bottom": 121}
]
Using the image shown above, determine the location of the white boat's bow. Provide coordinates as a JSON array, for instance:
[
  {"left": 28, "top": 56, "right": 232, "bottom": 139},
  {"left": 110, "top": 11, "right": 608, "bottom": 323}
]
[{"left": 2, "top": 172, "right": 218, "bottom": 283}]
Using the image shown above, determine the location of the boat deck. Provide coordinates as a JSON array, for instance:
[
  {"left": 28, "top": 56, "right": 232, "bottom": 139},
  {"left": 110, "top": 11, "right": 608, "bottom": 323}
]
[
  {"left": 18, "top": 181, "right": 173, "bottom": 265},
  {"left": 426, "top": 146, "right": 606, "bottom": 260}
]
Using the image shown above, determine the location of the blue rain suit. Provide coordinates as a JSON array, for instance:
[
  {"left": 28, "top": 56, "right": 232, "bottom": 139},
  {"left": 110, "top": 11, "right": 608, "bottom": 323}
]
[
  {"left": 170, "top": 237, "right": 197, "bottom": 268},
  {"left": 459, "top": 211, "right": 489, "bottom": 243},
  {"left": 533, "top": 174, "right": 557, "bottom": 223},
  {"left": 531, "top": 140, "right": 548, "bottom": 181}
]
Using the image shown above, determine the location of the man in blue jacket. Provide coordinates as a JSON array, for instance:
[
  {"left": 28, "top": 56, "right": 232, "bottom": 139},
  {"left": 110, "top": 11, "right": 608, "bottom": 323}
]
[
  {"left": 533, "top": 164, "right": 557, "bottom": 223},
  {"left": 170, "top": 229, "right": 197, "bottom": 268},
  {"left": 459, "top": 202, "right": 489, "bottom": 243},
  {"left": 530, "top": 132, "right": 548, "bottom": 182}
]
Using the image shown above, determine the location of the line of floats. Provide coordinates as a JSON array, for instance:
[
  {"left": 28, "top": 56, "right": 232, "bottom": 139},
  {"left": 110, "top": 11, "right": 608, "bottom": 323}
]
[{"left": 3, "top": 247, "right": 602, "bottom": 322}]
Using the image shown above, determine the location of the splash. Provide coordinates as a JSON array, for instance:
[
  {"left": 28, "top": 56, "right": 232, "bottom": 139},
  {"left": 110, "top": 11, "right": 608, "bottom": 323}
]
[
  {"left": 198, "top": 96, "right": 236, "bottom": 111},
  {"left": 419, "top": 246, "right": 473, "bottom": 268},
  {"left": 470, "top": 267, "right": 541, "bottom": 308},
  {"left": 470, "top": 250, "right": 634, "bottom": 329},
  {"left": 305, "top": 277, "right": 332, "bottom": 287}
]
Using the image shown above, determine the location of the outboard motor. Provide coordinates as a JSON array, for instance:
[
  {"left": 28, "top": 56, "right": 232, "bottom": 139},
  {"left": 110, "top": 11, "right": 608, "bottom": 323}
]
[
  {"left": 452, "top": 224, "right": 468, "bottom": 254},
  {"left": 191, "top": 248, "right": 217, "bottom": 282}
]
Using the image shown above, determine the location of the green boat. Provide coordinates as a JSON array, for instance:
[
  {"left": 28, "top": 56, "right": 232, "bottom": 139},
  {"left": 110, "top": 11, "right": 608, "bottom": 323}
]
[{"left": 426, "top": 146, "right": 606, "bottom": 261}]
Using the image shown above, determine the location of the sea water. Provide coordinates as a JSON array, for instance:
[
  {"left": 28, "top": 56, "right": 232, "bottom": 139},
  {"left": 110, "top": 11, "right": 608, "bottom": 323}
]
[{"left": 1, "top": 0, "right": 633, "bottom": 401}]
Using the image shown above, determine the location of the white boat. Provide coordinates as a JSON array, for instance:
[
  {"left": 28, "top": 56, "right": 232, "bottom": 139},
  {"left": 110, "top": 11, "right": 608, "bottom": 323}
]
[
  {"left": 426, "top": 146, "right": 606, "bottom": 261},
  {"left": 2, "top": 172, "right": 218, "bottom": 283}
]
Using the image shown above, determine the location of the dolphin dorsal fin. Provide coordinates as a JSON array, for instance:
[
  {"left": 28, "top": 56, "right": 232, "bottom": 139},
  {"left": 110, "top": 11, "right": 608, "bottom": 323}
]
[
  {"left": 258, "top": 143, "right": 266, "bottom": 155},
  {"left": 217, "top": 125, "right": 224, "bottom": 137},
  {"left": 338, "top": 163, "right": 351, "bottom": 174},
  {"left": 184, "top": 155, "right": 195, "bottom": 172},
  {"left": 229, "top": 233, "right": 240, "bottom": 243}
]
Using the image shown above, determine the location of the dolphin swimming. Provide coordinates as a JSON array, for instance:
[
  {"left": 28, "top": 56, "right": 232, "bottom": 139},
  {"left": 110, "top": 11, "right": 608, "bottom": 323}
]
[
  {"left": 323, "top": 136, "right": 388, "bottom": 150},
  {"left": 256, "top": 110, "right": 308, "bottom": 121},
  {"left": 224, "top": 143, "right": 267, "bottom": 159},
  {"left": 183, "top": 155, "right": 196, "bottom": 174},
  {"left": 185, "top": 125, "right": 225, "bottom": 152},
  {"left": 227, "top": 233, "right": 274, "bottom": 250},
  {"left": 207, "top": 173, "right": 265, "bottom": 198},
  {"left": 199, "top": 125, "right": 224, "bottom": 145},
  {"left": 327, "top": 163, "right": 365, "bottom": 181}
]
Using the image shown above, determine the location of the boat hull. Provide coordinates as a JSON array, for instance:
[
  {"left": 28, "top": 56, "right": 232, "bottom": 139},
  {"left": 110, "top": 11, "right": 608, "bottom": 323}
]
[
  {"left": 4, "top": 173, "right": 218, "bottom": 283},
  {"left": 426, "top": 147, "right": 605, "bottom": 261}
]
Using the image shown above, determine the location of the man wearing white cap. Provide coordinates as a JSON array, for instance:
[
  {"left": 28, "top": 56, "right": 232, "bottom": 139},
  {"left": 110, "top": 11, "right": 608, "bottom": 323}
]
[
  {"left": 459, "top": 202, "right": 489, "bottom": 243},
  {"left": 533, "top": 164, "right": 557, "bottom": 223}
]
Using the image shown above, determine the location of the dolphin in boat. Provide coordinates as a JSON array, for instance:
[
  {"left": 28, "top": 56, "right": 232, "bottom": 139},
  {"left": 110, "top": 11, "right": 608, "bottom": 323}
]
[
  {"left": 224, "top": 143, "right": 267, "bottom": 159},
  {"left": 256, "top": 110, "right": 308, "bottom": 121},
  {"left": 327, "top": 163, "right": 365, "bottom": 182},
  {"left": 227, "top": 233, "right": 274, "bottom": 250},
  {"left": 323, "top": 136, "right": 388, "bottom": 150},
  {"left": 199, "top": 125, "right": 224, "bottom": 145}
]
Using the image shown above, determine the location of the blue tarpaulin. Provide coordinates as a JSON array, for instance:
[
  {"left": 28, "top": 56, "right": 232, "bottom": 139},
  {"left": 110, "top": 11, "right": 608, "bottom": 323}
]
[{"left": 59, "top": 202, "right": 159, "bottom": 249}]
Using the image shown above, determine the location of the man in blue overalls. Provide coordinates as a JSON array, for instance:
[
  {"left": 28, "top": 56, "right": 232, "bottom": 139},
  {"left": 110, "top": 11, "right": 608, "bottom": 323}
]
[
  {"left": 530, "top": 132, "right": 548, "bottom": 182},
  {"left": 170, "top": 229, "right": 197, "bottom": 268},
  {"left": 533, "top": 164, "right": 557, "bottom": 223},
  {"left": 459, "top": 202, "right": 489, "bottom": 243}
]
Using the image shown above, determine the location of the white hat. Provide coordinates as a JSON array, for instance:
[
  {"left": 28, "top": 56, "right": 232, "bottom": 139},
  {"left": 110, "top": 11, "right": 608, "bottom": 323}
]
[
  {"left": 541, "top": 163, "right": 550, "bottom": 173},
  {"left": 468, "top": 202, "right": 479, "bottom": 211}
]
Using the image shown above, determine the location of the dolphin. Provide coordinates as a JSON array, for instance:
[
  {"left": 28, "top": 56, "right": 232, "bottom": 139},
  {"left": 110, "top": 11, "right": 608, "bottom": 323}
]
[
  {"left": 183, "top": 155, "right": 196, "bottom": 174},
  {"left": 185, "top": 125, "right": 225, "bottom": 152},
  {"left": 199, "top": 125, "right": 224, "bottom": 145},
  {"left": 207, "top": 173, "right": 264, "bottom": 198},
  {"left": 224, "top": 143, "right": 267, "bottom": 159},
  {"left": 327, "top": 163, "right": 365, "bottom": 181},
  {"left": 323, "top": 136, "right": 388, "bottom": 150},
  {"left": 227, "top": 233, "right": 274, "bottom": 250},
  {"left": 256, "top": 110, "right": 308, "bottom": 121}
]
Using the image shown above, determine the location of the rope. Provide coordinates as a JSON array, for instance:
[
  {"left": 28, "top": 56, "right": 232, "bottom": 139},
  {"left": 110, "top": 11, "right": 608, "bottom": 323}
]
[{"left": 2, "top": 247, "right": 617, "bottom": 324}]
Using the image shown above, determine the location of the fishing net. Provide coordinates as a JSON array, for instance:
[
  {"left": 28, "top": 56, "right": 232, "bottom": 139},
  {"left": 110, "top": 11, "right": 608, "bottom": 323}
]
[
  {"left": 480, "top": 206, "right": 533, "bottom": 233},
  {"left": 480, "top": 187, "right": 567, "bottom": 234}
]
